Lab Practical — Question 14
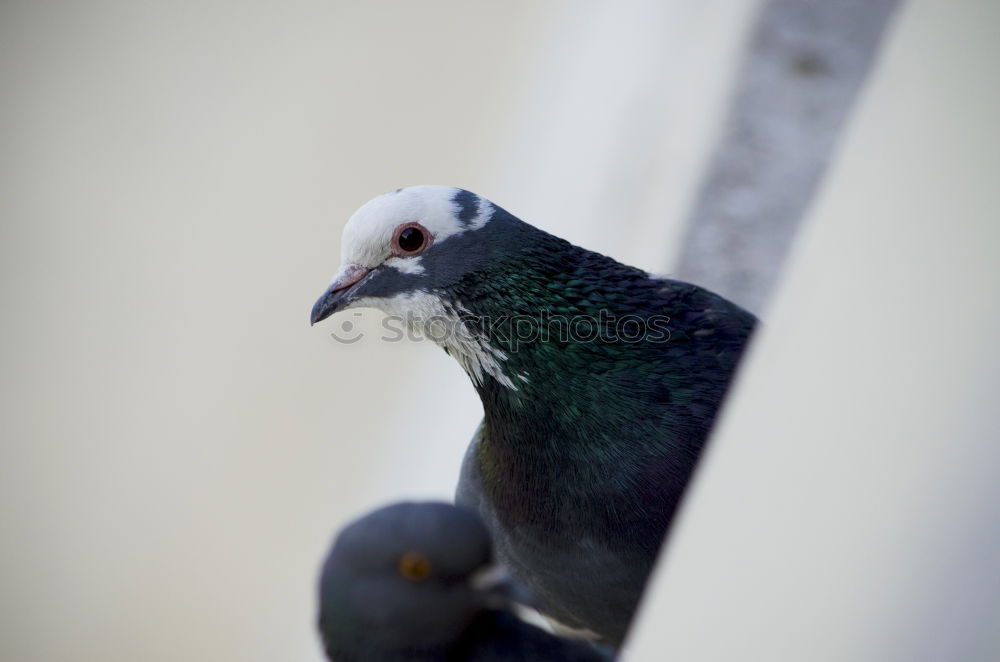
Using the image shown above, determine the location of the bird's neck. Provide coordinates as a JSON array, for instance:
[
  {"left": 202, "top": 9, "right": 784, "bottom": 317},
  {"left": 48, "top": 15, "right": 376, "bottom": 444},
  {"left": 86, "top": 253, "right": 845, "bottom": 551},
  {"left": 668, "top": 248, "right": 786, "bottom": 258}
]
[
  {"left": 439, "top": 226, "right": 674, "bottom": 490},
  {"left": 431, "top": 214, "right": 754, "bottom": 536},
  {"left": 442, "top": 217, "right": 657, "bottom": 396}
]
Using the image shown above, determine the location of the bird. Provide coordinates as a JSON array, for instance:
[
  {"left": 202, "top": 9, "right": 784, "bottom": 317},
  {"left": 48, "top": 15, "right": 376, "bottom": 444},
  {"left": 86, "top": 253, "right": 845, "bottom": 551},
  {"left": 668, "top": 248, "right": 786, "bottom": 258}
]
[
  {"left": 318, "top": 501, "right": 615, "bottom": 661},
  {"left": 311, "top": 186, "right": 757, "bottom": 645}
]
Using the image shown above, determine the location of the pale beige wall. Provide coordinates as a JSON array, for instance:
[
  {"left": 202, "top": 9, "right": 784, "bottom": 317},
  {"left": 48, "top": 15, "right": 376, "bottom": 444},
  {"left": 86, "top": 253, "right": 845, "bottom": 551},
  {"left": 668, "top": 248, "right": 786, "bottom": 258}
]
[
  {"left": 0, "top": 2, "right": 755, "bottom": 661},
  {"left": 628, "top": 0, "right": 1000, "bottom": 659}
]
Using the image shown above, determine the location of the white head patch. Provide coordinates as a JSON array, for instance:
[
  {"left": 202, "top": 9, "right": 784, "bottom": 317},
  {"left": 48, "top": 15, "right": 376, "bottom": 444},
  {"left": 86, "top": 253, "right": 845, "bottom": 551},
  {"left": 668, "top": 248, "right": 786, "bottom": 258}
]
[{"left": 340, "top": 185, "right": 494, "bottom": 271}]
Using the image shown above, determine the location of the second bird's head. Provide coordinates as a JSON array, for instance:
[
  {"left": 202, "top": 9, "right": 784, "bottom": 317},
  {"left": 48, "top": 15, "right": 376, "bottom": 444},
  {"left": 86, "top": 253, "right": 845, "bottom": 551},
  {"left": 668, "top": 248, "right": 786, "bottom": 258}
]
[{"left": 318, "top": 502, "right": 533, "bottom": 656}]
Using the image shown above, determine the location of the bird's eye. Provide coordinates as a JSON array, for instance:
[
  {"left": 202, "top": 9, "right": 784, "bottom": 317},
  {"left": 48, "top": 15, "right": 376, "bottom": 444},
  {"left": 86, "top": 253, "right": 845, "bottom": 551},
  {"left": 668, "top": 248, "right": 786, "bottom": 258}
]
[
  {"left": 391, "top": 222, "right": 431, "bottom": 256},
  {"left": 397, "top": 551, "right": 432, "bottom": 582},
  {"left": 398, "top": 228, "right": 423, "bottom": 251}
]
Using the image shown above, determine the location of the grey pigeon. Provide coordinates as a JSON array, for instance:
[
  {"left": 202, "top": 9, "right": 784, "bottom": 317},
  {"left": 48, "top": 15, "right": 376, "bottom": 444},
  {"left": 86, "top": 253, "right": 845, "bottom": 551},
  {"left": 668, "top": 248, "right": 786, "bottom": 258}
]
[{"left": 318, "top": 501, "right": 614, "bottom": 661}]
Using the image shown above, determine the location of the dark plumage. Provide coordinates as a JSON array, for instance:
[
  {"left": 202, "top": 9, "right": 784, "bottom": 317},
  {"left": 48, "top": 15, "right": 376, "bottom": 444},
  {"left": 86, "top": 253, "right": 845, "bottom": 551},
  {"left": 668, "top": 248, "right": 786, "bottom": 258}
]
[
  {"left": 311, "top": 186, "right": 757, "bottom": 645},
  {"left": 318, "top": 501, "right": 613, "bottom": 662}
]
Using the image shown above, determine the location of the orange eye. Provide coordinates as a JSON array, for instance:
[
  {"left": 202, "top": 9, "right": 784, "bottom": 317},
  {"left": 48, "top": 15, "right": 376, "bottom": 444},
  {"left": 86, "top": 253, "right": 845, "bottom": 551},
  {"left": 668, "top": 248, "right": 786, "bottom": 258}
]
[
  {"left": 397, "top": 551, "right": 432, "bottom": 582},
  {"left": 391, "top": 222, "right": 432, "bottom": 257}
]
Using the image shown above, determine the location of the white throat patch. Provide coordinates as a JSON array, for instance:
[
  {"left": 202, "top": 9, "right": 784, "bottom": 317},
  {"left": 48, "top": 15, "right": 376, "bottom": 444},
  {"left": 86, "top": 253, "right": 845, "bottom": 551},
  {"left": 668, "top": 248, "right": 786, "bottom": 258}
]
[{"left": 353, "top": 290, "right": 517, "bottom": 391}]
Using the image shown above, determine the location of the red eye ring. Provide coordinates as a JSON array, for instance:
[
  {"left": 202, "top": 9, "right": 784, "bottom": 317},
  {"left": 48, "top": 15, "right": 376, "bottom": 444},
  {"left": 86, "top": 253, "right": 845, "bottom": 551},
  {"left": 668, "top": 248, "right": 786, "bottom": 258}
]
[{"left": 391, "top": 222, "right": 432, "bottom": 257}]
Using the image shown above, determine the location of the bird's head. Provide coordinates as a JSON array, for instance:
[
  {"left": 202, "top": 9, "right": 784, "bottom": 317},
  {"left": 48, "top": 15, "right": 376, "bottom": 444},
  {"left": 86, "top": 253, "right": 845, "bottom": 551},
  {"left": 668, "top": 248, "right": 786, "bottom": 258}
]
[
  {"left": 310, "top": 185, "right": 501, "bottom": 326},
  {"left": 311, "top": 185, "right": 543, "bottom": 389},
  {"left": 318, "top": 502, "right": 533, "bottom": 656}
]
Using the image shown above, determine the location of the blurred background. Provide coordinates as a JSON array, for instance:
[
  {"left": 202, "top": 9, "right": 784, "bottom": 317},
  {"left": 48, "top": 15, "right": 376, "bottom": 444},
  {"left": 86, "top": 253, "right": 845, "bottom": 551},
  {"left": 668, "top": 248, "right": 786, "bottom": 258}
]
[{"left": 2, "top": 1, "right": 998, "bottom": 661}]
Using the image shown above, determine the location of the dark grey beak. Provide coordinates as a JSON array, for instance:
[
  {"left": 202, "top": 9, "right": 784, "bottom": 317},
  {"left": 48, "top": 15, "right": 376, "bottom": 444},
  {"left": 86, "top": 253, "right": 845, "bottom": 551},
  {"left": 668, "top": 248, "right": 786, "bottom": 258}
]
[
  {"left": 471, "top": 564, "right": 538, "bottom": 609},
  {"left": 310, "top": 264, "right": 371, "bottom": 326}
]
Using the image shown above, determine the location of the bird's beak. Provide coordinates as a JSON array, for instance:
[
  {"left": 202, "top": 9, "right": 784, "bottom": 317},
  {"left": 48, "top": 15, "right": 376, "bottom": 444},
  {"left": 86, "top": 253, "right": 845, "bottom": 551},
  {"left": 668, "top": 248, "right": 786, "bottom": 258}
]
[
  {"left": 310, "top": 263, "right": 372, "bottom": 325},
  {"left": 470, "top": 564, "right": 538, "bottom": 609}
]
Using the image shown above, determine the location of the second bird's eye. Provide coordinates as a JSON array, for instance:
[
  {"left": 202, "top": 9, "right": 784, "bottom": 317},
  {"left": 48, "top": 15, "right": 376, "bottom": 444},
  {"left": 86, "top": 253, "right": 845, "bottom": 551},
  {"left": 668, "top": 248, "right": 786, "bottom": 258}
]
[
  {"left": 398, "top": 551, "right": 432, "bottom": 582},
  {"left": 392, "top": 222, "right": 431, "bottom": 256}
]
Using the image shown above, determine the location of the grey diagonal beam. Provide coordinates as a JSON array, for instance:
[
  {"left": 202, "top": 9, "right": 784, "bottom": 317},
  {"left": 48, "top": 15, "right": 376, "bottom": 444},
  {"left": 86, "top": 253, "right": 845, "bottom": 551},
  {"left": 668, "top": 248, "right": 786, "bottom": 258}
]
[{"left": 674, "top": 0, "right": 901, "bottom": 314}]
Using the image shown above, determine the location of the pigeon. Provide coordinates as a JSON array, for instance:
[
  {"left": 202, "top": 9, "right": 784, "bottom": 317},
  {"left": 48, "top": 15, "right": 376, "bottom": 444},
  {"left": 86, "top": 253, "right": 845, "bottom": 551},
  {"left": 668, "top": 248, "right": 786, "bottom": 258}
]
[
  {"left": 318, "top": 501, "right": 614, "bottom": 661},
  {"left": 311, "top": 186, "right": 756, "bottom": 645}
]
